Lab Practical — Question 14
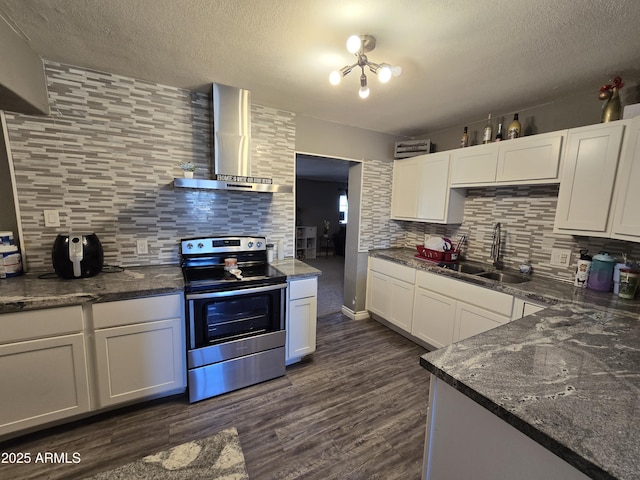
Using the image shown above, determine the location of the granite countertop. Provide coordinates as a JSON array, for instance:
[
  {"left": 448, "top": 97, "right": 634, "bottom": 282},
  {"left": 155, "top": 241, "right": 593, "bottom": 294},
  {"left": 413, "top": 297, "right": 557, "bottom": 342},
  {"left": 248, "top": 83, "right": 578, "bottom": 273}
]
[
  {"left": 368, "top": 248, "right": 639, "bottom": 479},
  {"left": 0, "top": 259, "right": 321, "bottom": 314}
]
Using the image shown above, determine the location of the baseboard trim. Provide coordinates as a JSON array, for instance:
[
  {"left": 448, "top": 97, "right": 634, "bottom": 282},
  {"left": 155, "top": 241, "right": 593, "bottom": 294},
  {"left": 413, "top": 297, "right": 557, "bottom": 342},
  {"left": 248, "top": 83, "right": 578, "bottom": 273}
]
[{"left": 341, "top": 306, "right": 370, "bottom": 321}]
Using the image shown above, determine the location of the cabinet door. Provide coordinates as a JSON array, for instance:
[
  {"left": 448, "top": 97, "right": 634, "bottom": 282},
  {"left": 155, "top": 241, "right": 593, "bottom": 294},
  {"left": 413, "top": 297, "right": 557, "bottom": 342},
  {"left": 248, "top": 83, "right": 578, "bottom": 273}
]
[
  {"left": 0, "top": 333, "right": 90, "bottom": 436},
  {"left": 418, "top": 152, "right": 450, "bottom": 222},
  {"left": 391, "top": 157, "right": 424, "bottom": 219},
  {"left": 412, "top": 287, "right": 456, "bottom": 348},
  {"left": 287, "top": 296, "right": 318, "bottom": 361},
  {"left": 612, "top": 116, "right": 640, "bottom": 240},
  {"left": 455, "top": 302, "right": 510, "bottom": 342},
  {"left": 554, "top": 123, "right": 624, "bottom": 235},
  {"left": 496, "top": 131, "right": 564, "bottom": 184},
  {"left": 367, "top": 270, "right": 391, "bottom": 318},
  {"left": 450, "top": 144, "right": 499, "bottom": 185},
  {"left": 94, "top": 317, "right": 186, "bottom": 408},
  {"left": 387, "top": 278, "right": 415, "bottom": 333}
]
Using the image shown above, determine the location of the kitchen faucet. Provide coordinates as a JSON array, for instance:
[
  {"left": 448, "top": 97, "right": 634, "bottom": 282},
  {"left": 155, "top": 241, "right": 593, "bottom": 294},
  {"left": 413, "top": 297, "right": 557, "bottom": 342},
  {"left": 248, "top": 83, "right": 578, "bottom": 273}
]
[{"left": 490, "top": 222, "right": 503, "bottom": 269}]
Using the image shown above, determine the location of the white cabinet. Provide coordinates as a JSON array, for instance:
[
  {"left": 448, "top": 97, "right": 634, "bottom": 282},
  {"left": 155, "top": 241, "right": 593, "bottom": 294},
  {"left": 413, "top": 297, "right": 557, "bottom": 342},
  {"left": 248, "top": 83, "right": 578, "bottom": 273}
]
[
  {"left": 450, "top": 143, "right": 499, "bottom": 185},
  {"left": 554, "top": 122, "right": 625, "bottom": 236},
  {"left": 296, "top": 226, "right": 317, "bottom": 259},
  {"left": 611, "top": 115, "right": 640, "bottom": 241},
  {"left": 412, "top": 270, "right": 513, "bottom": 348},
  {"left": 92, "top": 294, "right": 186, "bottom": 408},
  {"left": 0, "top": 306, "right": 90, "bottom": 437},
  {"left": 512, "top": 298, "right": 548, "bottom": 320},
  {"left": 366, "top": 257, "right": 416, "bottom": 333},
  {"left": 451, "top": 131, "right": 564, "bottom": 187},
  {"left": 286, "top": 276, "right": 318, "bottom": 365},
  {"left": 391, "top": 152, "right": 465, "bottom": 224},
  {"left": 412, "top": 287, "right": 456, "bottom": 348}
]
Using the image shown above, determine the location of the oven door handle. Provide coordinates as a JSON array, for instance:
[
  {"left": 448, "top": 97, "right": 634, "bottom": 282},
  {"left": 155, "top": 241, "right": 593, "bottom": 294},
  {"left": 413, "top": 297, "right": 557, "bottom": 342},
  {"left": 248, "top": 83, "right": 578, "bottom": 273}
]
[{"left": 186, "top": 282, "right": 287, "bottom": 300}]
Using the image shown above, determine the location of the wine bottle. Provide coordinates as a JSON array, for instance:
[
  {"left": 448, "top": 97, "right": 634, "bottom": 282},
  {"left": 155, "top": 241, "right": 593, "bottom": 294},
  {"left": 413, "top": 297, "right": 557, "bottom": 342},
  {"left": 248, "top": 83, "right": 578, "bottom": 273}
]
[
  {"left": 460, "top": 126, "right": 469, "bottom": 147},
  {"left": 482, "top": 114, "right": 492, "bottom": 144},
  {"left": 507, "top": 113, "right": 521, "bottom": 139},
  {"left": 495, "top": 123, "right": 503, "bottom": 142}
]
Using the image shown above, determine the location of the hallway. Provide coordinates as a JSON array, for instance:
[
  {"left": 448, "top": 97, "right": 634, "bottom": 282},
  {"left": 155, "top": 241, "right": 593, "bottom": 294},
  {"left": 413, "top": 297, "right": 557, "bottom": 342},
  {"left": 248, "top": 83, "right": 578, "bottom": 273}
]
[{"left": 301, "top": 255, "right": 345, "bottom": 317}]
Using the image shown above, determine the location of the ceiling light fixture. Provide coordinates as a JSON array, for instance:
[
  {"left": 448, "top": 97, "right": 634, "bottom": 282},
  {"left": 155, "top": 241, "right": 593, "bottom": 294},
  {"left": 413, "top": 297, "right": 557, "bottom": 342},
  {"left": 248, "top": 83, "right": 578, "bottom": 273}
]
[{"left": 329, "top": 34, "right": 401, "bottom": 99}]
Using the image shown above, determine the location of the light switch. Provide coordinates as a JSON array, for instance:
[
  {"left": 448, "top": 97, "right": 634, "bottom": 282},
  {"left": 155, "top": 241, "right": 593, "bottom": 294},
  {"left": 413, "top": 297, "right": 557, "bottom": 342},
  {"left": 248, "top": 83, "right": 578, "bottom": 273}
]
[
  {"left": 550, "top": 248, "right": 571, "bottom": 267},
  {"left": 136, "top": 239, "right": 149, "bottom": 254},
  {"left": 43, "top": 209, "right": 60, "bottom": 227}
]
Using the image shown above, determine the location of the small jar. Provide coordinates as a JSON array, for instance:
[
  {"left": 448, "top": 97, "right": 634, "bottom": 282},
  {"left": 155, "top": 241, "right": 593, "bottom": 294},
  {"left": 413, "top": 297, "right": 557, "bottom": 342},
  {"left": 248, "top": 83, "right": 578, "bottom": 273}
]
[{"left": 618, "top": 269, "right": 640, "bottom": 299}]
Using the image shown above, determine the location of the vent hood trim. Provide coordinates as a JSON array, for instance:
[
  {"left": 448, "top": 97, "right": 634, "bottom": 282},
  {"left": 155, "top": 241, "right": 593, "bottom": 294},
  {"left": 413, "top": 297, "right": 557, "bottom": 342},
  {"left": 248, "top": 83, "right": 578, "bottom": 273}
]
[{"left": 174, "top": 83, "right": 292, "bottom": 194}]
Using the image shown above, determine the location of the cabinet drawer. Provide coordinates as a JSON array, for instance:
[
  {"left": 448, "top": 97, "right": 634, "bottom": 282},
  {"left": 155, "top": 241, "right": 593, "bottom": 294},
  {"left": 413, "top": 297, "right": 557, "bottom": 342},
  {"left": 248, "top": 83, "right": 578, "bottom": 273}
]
[
  {"left": 369, "top": 257, "right": 416, "bottom": 284},
  {"left": 0, "top": 306, "right": 84, "bottom": 344},
  {"left": 93, "top": 294, "right": 182, "bottom": 329},
  {"left": 289, "top": 277, "right": 318, "bottom": 300},
  {"left": 416, "top": 270, "right": 513, "bottom": 317}
]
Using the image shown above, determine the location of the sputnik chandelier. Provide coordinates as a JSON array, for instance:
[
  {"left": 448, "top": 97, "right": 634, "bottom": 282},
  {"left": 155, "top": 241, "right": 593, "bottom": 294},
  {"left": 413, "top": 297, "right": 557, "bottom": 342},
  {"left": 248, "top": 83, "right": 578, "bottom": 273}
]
[{"left": 329, "top": 34, "right": 401, "bottom": 99}]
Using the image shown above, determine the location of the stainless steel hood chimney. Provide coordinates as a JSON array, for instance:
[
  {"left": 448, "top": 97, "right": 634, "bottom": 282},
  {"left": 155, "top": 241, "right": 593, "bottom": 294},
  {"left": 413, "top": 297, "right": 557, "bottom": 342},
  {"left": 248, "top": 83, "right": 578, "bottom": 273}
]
[{"left": 174, "top": 83, "right": 292, "bottom": 193}]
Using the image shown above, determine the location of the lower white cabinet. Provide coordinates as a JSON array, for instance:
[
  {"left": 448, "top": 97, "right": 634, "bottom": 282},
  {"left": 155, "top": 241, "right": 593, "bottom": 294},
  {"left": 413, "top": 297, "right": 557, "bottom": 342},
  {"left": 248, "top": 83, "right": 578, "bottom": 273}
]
[
  {"left": 286, "top": 277, "right": 318, "bottom": 364},
  {"left": 0, "top": 306, "right": 90, "bottom": 437},
  {"left": 412, "top": 270, "right": 513, "bottom": 348},
  {"left": 92, "top": 294, "right": 186, "bottom": 408},
  {"left": 366, "top": 257, "right": 416, "bottom": 334},
  {"left": 512, "top": 298, "right": 548, "bottom": 320}
]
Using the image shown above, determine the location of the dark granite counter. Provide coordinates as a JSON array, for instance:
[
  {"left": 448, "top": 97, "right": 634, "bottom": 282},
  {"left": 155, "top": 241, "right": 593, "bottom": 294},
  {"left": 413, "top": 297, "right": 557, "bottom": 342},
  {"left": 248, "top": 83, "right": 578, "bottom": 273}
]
[
  {"left": 368, "top": 248, "right": 640, "bottom": 479},
  {"left": 0, "top": 260, "right": 320, "bottom": 314},
  {"left": 0, "top": 265, "right": 184, "bottom": 313}
]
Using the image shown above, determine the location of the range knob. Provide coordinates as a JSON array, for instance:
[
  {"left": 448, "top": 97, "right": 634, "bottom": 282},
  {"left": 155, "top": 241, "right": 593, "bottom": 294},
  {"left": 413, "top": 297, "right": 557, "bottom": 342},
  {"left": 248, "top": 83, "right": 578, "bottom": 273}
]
[
  {"left": 248, "top": 241, "right": 254, "bottom": 248},
  {"left": 256, "top": 241, "right": 262, "bottom": 248},
  {"left": 198, "top": 242, "right": 204, "bottom": 249},
  {"left": 186, "top": 243, "right": 193, "bottom": 250}
]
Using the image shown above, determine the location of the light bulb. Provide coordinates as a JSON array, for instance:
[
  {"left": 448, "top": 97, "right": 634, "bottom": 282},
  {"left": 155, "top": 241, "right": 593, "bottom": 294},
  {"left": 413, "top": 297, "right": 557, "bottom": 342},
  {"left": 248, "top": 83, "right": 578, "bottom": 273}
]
[
  {"left": 358, "top": 86, "right": 370, "bottom": 99},
  {"left": 392, "top": 65, "right": 403, "bottom": 77},
  {"left": 329, "top": 70, "right": 342, "bottom": 85},
  {"left": 377, "top": 64, "right": 392, "bottom": 83},
  {"left": 346, "top": 35, "right": 362, "bottom": 54}
]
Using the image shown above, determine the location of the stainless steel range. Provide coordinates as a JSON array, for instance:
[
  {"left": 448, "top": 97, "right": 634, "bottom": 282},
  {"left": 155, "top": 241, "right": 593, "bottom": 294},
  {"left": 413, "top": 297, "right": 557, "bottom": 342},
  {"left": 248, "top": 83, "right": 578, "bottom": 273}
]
[{"left": 181, "top": 236, "right": 287, "bottom": 403}]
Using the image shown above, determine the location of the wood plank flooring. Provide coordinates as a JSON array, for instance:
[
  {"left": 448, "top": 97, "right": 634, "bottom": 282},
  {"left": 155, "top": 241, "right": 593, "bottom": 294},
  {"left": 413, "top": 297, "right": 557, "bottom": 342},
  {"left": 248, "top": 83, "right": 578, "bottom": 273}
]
[{"left": 0, "top": 313, "right": 430, "bottom": 479}]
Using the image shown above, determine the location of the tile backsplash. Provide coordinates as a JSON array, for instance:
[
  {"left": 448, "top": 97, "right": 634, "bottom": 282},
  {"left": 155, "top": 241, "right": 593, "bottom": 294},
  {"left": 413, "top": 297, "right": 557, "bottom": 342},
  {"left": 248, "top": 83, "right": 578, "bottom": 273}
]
[
  {"left": 394, "top": 185, "right": 640, "bottom": 283},
  {"left": 5, "top": 62, "right": 295, "bottom": 271}
]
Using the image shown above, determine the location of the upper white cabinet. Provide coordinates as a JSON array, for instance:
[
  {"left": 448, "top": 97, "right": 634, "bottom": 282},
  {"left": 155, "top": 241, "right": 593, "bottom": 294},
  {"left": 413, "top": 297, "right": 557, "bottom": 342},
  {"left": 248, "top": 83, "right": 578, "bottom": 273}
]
[
  {"left": 554, "top": 122, "right": 625, "bottom": 237},
  {"left": 391, "top": 152, "right": 465, "bottom": 224},
  {"left": 450, "top": 143, "right": 499, "bottom": 185},
  {"left": 611, "top": 116, "right": 640, "bottom": 241},
  {"left": 451, "top": 131, "right": 565, "bottom": 187}
]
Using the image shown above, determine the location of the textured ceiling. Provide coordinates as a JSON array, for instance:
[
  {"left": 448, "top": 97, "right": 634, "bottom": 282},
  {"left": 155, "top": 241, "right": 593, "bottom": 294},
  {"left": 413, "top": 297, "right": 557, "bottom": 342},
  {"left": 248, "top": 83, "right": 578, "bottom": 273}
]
[{"left": 1, "top": 0, "right": 640, "bottom": 137}]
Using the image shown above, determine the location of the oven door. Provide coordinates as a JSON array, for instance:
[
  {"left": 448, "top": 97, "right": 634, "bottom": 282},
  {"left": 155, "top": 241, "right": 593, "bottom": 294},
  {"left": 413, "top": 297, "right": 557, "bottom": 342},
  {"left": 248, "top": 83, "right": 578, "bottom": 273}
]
[{"left": 186, "top": 282, "right": 286, "bottom": 349}]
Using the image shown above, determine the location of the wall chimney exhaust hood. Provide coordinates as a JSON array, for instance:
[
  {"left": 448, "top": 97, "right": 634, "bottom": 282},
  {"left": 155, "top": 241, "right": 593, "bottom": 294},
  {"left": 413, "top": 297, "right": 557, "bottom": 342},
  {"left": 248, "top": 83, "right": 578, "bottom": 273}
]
[{"left": 174, "top": 83, "right": 292, "bottom": 193}]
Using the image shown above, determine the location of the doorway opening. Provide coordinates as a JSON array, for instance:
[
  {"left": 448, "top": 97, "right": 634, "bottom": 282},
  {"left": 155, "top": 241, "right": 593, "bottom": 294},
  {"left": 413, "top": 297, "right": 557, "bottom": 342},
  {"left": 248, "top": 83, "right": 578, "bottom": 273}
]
[{"left": 295, "top": 153, "right": 360, "bottom": 317}]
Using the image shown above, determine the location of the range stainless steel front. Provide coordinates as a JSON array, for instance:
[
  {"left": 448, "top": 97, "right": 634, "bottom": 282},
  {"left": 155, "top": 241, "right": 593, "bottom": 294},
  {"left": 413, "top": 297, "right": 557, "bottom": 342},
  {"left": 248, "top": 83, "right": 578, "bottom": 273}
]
[{"left": 181, "top": 235, "right": 287, "bottom": 403}]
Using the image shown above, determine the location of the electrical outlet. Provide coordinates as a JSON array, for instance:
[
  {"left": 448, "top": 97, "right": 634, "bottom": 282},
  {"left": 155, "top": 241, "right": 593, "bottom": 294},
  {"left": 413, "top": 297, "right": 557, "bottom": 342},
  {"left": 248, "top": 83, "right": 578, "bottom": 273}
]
[
  {"left": 550, "top": 248, "right": 571, "bottom": 267},
  {"left": 43, "top": 209, "right": 60, "bottom": 227},
  {"left": 136, "top": 239, "right": 149, "bottom": 255}
]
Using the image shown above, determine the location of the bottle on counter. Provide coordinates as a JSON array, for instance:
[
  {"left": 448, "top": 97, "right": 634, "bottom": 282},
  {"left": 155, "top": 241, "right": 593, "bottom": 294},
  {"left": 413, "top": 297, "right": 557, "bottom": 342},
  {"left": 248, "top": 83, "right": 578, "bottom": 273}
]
[
  {"left": 482, "top": 114, "right": 493, "bottom": 144},
  {"left": 460, "top": 126, "right": 469, "bottom": 147},
  {"left": 574, "top": 249, "right": 592, "bottom": 288},
  {"left": 507, "top": 113, "right": 521, "bottom": 139},
  {"left": 495, "top": 122, "right": 503, "bottom": 142}
]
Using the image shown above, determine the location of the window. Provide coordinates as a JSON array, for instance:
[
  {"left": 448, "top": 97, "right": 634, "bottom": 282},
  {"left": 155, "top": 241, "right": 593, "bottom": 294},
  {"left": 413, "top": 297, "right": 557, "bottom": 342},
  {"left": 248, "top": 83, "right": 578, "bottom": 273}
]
[{"left": 339, "top": 193, "right": 348, "bottom": 224}]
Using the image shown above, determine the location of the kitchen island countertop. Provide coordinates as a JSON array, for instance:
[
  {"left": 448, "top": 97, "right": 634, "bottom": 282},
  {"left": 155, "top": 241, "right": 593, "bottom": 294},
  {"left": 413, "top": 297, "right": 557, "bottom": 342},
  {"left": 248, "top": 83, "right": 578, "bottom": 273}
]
[{"left": 368, "top": 248, "right": 639, "bottom": 479}]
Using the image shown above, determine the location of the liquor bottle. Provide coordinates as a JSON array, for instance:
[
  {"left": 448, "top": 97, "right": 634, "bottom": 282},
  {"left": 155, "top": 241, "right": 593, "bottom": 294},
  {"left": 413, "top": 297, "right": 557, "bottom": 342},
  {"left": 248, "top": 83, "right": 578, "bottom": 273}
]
[
  {"left": 482, "top": 114, "right": 493, "bottom": 144},
  {"left": 460, "top": 126, "right": 469, "bottom": 147},
  {"left": 507, "top": 113, "right": 521, "bottom": 139},
  {"left": 495, "top": 123, "right": 503, "bottom": 142}
]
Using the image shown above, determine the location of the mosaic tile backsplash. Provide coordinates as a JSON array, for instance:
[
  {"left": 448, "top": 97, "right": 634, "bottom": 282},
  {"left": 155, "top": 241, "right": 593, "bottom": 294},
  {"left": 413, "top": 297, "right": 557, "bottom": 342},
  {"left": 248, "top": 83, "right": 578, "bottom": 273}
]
[
  {"left": 5, "top": 62, "right": 295, "bottom": 271},
  {"left": 393, "top": 185, "right": 640, "bottom": 283}
]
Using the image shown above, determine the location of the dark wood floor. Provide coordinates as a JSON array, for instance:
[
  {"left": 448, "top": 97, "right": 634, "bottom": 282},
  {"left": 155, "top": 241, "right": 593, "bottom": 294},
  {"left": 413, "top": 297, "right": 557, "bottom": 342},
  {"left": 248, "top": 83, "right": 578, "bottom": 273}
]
[{"left": 0, "top": 313, "right": 430, "bottom": 480}]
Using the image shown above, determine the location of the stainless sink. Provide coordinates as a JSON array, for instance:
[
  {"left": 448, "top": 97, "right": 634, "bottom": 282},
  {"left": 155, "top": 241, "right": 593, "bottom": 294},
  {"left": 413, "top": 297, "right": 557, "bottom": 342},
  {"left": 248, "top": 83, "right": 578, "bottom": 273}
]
[
  {"left": 475, "top": 271, "right": 530, "bottom": 284},
  {"left": 456, "top": 263, "right": 487, "bottom": 275}
]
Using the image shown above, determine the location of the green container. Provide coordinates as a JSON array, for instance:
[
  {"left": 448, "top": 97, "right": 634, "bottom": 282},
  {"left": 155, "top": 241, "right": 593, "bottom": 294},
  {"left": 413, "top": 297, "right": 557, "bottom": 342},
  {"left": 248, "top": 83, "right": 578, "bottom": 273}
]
[{"left": 618, "top": 269, "right": 640, "bottom": 299}]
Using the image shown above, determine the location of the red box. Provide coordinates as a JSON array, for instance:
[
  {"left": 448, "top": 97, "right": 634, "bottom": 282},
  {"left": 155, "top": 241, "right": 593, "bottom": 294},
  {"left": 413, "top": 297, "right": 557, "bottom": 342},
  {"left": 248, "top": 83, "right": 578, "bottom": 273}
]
[{"left": 416, "top": 245, "right": 459, "bottom": 262}]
